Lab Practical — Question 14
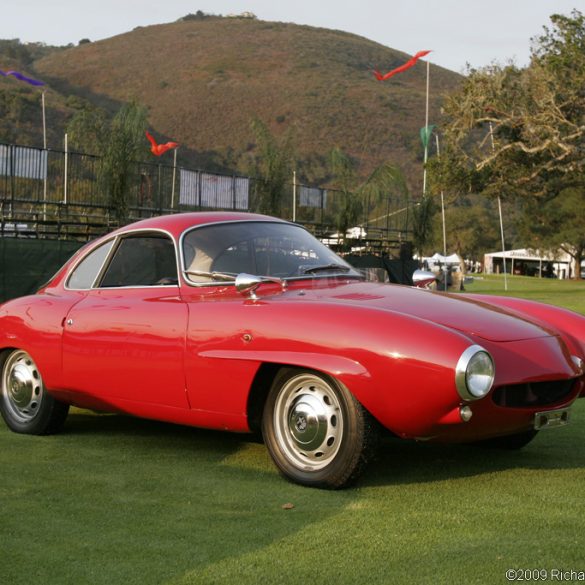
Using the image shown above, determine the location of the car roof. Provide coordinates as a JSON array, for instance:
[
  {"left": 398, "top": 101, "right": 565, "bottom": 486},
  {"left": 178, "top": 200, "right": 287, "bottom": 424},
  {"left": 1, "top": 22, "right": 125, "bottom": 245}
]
[
  {"left": 44, "top": 212, "right": 291, "bottom": 290},
  {"left": 110, "top": 212, "right": 288, "bottom": 239}
]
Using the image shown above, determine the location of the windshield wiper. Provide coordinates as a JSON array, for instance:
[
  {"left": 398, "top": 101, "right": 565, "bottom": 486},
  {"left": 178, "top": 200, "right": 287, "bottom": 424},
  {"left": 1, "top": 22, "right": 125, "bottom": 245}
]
[
  {"left": 184, "top": 270, "right": 236, "bottom": 282},
  {"left": 301, "top": 263, "right": 352, "bottom": 274}
]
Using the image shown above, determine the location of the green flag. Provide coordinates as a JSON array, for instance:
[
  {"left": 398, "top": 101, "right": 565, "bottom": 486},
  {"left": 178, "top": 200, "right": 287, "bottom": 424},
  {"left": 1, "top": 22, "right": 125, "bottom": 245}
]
[{"left": 420, "top": 124, "right": 436, "bottom": 150}]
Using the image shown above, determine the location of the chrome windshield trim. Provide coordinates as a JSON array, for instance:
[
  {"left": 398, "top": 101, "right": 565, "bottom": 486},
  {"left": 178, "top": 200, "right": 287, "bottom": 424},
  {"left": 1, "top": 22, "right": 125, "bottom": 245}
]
[
  {"left": 179, "top": 219, "right": 287, "bottom": 288},
  {"left": 179, "top": 219, "right": 360, "bottom": 288},
  {"left": 180, "top": 272, "right": 364, "bottom": 288}
]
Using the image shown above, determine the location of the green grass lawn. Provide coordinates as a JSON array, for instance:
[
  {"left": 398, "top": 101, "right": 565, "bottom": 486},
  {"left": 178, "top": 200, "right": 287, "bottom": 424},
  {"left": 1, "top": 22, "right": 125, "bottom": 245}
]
[
  {"left": 1, "top": 276, "right": 585, "bottom": 585},
  {"left": 2, "top": 407, "right": 585, "bottom": 585},
  {"left": 462, "top": 274, "right": 585, "bottom": 315}
]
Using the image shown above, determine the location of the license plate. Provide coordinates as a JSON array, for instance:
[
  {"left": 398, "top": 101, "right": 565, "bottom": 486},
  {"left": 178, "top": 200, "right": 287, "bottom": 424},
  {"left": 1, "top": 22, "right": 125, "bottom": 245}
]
[{"left": 534, "top": 408, "right": 571, "bottom": 430}]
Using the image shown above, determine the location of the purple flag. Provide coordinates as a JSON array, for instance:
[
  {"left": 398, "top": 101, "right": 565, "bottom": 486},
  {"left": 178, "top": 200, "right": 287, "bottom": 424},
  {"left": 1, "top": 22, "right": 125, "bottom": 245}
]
[{"left": 0, "top": 70, "right": 45, "bottom": 86}]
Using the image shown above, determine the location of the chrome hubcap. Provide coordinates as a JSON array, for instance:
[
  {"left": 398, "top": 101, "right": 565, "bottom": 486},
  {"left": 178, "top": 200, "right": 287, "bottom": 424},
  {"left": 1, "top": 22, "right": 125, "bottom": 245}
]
[
  {"left": 274, "top": 373, "right": 344, "bottom": 471},
  {"left": 2, "top": 351, "right": 43, "bottom": 423}
]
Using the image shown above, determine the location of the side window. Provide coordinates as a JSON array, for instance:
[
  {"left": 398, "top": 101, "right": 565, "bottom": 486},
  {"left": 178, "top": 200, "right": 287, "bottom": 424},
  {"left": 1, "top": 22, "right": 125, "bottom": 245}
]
[
  {"left": 99, "top": 235, "right": 178, "bottom": 288},
  {"left": 67, "top": 239, "right": 115, "bottom": 290}
]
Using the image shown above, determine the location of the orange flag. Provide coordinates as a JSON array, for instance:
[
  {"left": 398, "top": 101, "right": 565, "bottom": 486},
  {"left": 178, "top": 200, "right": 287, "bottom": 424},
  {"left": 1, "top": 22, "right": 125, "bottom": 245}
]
[
  {"left": 146, "top": 131, "right": 179, "bottom": 156},
  {"left": 373, "top": 50, "right": 431, "bottom": 81}
]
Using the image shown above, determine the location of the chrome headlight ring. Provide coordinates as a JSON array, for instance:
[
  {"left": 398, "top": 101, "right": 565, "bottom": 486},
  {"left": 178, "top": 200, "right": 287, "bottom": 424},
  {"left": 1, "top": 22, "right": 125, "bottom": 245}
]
[
  {"left": 455, "top": 345, "right": 495, "bottom": 401},
  {"left": 572, "top": 355, "right": 584, "bottom": 376}
]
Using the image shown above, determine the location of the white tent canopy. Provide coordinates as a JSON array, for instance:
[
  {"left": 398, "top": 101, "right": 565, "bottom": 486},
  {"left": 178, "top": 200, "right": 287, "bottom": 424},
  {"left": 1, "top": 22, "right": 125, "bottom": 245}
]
[
  {"left": 430, "top": 253, "right": 461, "bottom": 265},
  {"left": 483, "top": 248, "right": 575, "bottom": 279}
]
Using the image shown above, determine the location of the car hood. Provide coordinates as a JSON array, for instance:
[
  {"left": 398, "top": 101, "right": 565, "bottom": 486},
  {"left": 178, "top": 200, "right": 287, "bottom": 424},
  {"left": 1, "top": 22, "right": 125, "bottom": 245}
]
[{"left": 280, "top": 280, "right": 553, "bottom": 342}]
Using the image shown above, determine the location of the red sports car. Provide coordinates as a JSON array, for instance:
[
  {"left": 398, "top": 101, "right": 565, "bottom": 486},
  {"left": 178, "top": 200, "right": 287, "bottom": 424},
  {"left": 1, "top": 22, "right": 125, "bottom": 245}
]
[{"left": 1, "top": 212, "right": 584, "bottom": 488}]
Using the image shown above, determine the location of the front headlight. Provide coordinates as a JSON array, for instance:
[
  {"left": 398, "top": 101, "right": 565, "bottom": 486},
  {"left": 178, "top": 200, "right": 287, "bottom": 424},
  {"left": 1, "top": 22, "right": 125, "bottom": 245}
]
[{"left": 455, "top": 345, "right": 495, "bottom": 401}]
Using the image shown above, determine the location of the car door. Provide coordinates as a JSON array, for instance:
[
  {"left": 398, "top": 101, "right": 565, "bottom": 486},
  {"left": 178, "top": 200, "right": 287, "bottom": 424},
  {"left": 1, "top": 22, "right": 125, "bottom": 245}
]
[{"left": 61, "top": 231, "right": 189, "bottom": 408}]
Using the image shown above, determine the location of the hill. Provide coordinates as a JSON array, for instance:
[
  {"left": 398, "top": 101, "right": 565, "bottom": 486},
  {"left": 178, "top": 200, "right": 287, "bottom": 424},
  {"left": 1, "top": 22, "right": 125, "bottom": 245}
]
[
  {"left": 2, "top": 16, "right": 462, "bottom": 191},
  {"left": 0, "top": 40, "right": 70, "bottom": 146}
]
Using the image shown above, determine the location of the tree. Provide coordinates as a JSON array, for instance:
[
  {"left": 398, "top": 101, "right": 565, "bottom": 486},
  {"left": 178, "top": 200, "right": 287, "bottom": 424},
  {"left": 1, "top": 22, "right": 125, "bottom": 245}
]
[
  {"left": 67, "top": 102, "right": 148, "bottom": 222},
  {"left": 99, "top": 101, "right": 148, "bottom": 222},
  {"left": 67, "top": 107, "right": 107, "bottom": 155},
  {"left": 432, "top": 10, "right": 585, "bottom": 277},
  {"left": 517, "top": 187, "right": 585, "bottom": 278},
  {"left": 328, "top": 147, "right": 409, "bottom": 248},
  {"left": 249, "top": 118, "right": 294, "bottom": 216},
  {"left": 439, "top": 196, "right": 500, "bottom": 260},
  {"left": 328, "top": 147, "right": 362, "bottom": 240},
  {"left": 426, "top": 151, "right": 501, "bottom": 259},
  {"left": 411, "top": 196, "right": 436, "bottom": 257}
]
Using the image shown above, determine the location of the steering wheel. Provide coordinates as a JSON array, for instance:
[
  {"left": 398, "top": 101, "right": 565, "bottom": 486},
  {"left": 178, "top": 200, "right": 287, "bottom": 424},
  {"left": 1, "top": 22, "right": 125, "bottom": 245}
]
[{"left": 155, "top": 277, "right": 178, "bottom": 286}]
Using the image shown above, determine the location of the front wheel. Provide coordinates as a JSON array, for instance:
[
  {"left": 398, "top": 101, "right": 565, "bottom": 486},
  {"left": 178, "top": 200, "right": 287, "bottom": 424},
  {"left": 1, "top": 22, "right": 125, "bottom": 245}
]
[
  {"left": 0, "top": 349, "right": 69, "bottom": 435},
  {"left": 262, "top": 368, "right": 377, "bottom": 489}
]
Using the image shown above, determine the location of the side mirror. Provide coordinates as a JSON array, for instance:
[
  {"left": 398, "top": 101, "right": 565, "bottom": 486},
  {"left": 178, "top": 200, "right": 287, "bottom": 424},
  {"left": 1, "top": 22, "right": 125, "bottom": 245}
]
[
  {"left": 235, "top": 273, "right": 287, "bottom": 299},
  {"left": 412, "top": 269, "right": 437, "bottom": 289},
  {"left": 235, "top": 273, "right": 263, "bottom": 299}
]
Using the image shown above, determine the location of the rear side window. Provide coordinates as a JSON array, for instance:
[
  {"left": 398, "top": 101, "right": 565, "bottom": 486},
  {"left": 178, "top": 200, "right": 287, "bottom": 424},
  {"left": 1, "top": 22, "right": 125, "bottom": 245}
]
[
  {"left": 67, "top": 240, "right": 115, "bottom": 290},
  {"left": 99, "top": 235, "right": 177, "bottom": 287}
]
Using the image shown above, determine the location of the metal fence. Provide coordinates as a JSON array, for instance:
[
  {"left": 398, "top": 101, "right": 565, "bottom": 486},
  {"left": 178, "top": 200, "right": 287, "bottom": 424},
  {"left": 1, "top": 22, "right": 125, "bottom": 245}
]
[{"left": 0, "top": 142, "right": 412, "bottom": 248}]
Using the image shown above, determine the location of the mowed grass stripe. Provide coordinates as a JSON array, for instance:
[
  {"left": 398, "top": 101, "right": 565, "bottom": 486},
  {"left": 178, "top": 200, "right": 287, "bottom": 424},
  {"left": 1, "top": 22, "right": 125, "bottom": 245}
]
[{"left": 1, "top": 275, "right": 584, "bottom": 584}]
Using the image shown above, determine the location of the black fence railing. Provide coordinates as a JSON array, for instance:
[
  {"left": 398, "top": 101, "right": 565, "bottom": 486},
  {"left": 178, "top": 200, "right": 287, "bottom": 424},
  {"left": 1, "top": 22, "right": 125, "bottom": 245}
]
[{"left": 0, "top": 142, "right": 413, "bottom": 252}]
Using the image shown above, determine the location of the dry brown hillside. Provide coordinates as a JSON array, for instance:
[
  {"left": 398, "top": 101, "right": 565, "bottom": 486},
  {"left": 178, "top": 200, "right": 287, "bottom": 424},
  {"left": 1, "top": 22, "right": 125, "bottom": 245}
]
[{"left": 26, "top": 16, "right": 461, "bottom": 189}]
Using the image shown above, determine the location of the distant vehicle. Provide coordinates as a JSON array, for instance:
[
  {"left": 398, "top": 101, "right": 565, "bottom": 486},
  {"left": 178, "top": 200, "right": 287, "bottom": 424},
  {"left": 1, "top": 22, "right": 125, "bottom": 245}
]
[{"left": 1, "top": 213, "right": 584, "bottom": 488}]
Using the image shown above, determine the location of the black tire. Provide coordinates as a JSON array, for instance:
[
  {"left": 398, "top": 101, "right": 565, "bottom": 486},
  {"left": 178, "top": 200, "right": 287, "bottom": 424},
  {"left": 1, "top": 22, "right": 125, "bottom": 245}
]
[
  {"left": 0, "top": 349, "right": 69, "bottom": 435},
  {"left": 473, "top": 430, "right": 538, "bottom": 450},
  {"left": 262, "top": 367, "right": 378, "bottom": 489}
]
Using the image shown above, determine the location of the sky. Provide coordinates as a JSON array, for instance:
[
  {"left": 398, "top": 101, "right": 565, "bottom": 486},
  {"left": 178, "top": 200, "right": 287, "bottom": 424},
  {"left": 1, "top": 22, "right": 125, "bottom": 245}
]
[{"left": 0, "top": 0, "right": 580, "bottom": 73}]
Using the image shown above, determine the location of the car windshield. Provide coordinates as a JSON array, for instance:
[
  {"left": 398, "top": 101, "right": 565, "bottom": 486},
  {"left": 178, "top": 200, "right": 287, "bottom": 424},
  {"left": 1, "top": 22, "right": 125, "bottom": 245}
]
[{"left": 182, "top": 221, "right": 361, "bottom": 284}]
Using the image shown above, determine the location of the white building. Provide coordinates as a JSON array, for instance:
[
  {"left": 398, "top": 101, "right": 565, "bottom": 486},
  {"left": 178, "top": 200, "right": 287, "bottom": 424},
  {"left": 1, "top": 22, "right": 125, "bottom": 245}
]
[{"left": 483, "top": 248, "right": 578, "bottom": 279}]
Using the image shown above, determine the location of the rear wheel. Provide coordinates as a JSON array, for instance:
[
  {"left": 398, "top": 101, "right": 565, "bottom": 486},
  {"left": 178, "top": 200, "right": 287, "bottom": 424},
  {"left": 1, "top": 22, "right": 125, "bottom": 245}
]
[
  {"left": 262, "top": 368, "right": 377, "bottom": 489},
  {"left": 0, "top": 349, "right": 69, "bottom": 435}
]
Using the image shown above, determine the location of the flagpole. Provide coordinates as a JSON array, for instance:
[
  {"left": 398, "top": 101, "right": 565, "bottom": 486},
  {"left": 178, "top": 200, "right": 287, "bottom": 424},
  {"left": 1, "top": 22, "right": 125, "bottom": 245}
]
[
  {"left": 41, "top": 91, "right": 47, "bottom": 150},
  {"left": 489, "top": 122, "right": 508, "bottom": 291},
  {"left": 42, "top": 91, "right": 47, "bottom": 223},
  {"left": 63, "top": 133, "right": 68, "bottom": 205},
  {"left": 171, "top": 148, "right": 178, "bottom": 210},
  {"left": 422, "top": 59, "right": 430, "bottom": 196},
  {"left": 292, "top": 170, "right": 297, "bottom": 222},
  {"left": 435, "top": 134, "right": 448, "bottom": 291},
  {"left": 497, "top": 196, "right": 508, "bottom": 290},
  {"left": 435, "top": 135, "right": 446, "bottom": 258}
]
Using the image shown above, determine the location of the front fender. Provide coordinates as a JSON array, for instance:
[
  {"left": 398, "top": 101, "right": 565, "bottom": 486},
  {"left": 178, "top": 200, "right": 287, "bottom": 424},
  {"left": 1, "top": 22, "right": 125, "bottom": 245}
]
[
  {"left": 188, "top": 300, "right": 479, "bottom": 437},
  {"left": 464, "top": 294, "right": 585, "bottom": 394},
  {"left": 200, "top": 349, "right": 370, "bottom": 379}
]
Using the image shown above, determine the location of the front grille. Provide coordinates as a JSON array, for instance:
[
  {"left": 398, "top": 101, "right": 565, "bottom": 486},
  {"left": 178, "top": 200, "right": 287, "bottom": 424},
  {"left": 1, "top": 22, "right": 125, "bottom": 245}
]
[{"left": 492, "top": 379, "right": 575, "bottom": 408}]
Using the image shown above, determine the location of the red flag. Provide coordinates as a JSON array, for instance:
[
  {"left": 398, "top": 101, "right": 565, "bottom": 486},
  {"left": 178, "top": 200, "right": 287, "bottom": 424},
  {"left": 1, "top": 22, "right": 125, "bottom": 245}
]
[
  {"left": 373, "top": 50, "right": 431, "bottom": 81},
  {"left": 146, "top": 131, "right": 179, "bottom": 156}
]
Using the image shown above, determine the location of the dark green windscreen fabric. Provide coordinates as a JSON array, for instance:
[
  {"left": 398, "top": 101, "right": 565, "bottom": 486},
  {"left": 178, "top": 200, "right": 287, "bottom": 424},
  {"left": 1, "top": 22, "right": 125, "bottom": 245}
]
[{"left": 0, "top": 239, "right": 84, "bottom": 301}]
